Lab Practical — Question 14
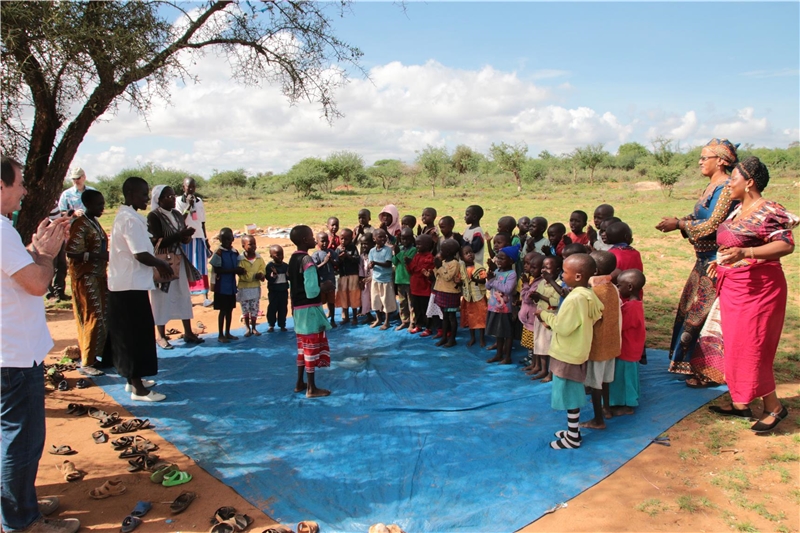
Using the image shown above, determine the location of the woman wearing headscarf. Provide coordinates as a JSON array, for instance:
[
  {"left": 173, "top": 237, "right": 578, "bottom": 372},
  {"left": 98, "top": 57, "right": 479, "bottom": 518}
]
[
  {"left": 656, "top": 139, "right": 738, "bottom": 387},
  {"left": 378, "top": 204, "right": 401, "bottom": 243},
  {"left": 147, "top": 185, "right": 205, "bottom": 349},
  {"left": 65, "top": 189, "right": 109, "bottom": 375},
  {"left": 707, "top": 157, "right": 797, "bottom": 432}
]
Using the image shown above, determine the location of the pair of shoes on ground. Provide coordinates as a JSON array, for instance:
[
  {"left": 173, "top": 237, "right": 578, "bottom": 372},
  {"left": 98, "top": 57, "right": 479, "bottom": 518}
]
[{"left": 123, "top": 379, "right": 165, "bottom": 402}]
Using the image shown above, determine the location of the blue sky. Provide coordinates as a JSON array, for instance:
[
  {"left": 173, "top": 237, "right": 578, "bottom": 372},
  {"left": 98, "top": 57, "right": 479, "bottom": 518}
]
[{"left": 75, "top": 1, "right": 799, "bottom": 178}]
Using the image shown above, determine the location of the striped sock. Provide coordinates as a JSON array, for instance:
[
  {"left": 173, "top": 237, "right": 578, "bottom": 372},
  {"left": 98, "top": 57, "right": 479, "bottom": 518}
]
[{"left": 551, "top": 409, "right": 582, "bottom": 449}]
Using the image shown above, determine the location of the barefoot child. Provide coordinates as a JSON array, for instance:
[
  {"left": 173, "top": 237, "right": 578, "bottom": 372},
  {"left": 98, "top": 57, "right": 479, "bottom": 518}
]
[
  {"left": 392, "top": 228, "right": 417, "bottom": 330},
  {"left": 237, "top": 235, "right": 266, "bottom": 337},
  {"left": 486, "top": 245, "right": 519, "bottom": 364},
  {"left": 519, "top": 253, "right": 544, "bottom": 369},
  {"left": 462, "top": 204, "right": 486, "bottom": 266},
  {"left": 312, "top": 232, "right": 338, "bottom": 327},
  {"left": 609, "top": 269, "right": 646, "bottom": 416},
  {"left": 459, "top": 244, "right": 487, "bottom": 347},
  {"left": 535, "top": 254, "right": 604, "bottom": 449},
  {"left": 266, "top": 245, "right": 289, "bottom": 332},
  {"left": 336, "top": 228, "right": 361, "bottom": 325},
  {"left": 581, "top": 251, "right": 622, "bottom": 430},
  {"left": 485, "top": 232, "right": 512, "bottom": 351},
  {"left": 407, "top": 234, "right": 435, "bottom": 335},
  {"left": 358, "top": 233, "right": 375, "bottom": 324},
  {"left": 529, "top": 255, "right": 562, "bottom": 381},
  {"left": 288, "top": 225, "right": 333, "bottom": 398},
  {"left": 210, "top": 228, "right": 245, "bottom": 343},
  {"left": 368, "top": 228, "right": 396, "bottom": 329},
  {"left": 433, "top": 238, "right": 462, "bottom": 348},
  {"left": 326, "top": 217, "right": 341, "bottom": 249}
]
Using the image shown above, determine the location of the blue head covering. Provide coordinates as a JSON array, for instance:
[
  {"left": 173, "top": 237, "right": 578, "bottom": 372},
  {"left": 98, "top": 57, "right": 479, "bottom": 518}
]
[{"left": 499, "top": 244, "right": 520, "bottom": 262}]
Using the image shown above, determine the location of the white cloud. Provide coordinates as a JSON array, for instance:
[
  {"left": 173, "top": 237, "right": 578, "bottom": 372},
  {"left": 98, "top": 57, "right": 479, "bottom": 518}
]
[{"left": 711, "top": 107, "right": 769, "bottom": 140}]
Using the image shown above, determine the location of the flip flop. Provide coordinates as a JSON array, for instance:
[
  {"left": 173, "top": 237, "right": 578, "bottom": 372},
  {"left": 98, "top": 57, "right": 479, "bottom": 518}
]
[
  {"left": 150, "top": 463, "right": 178, "bottom": 484},
  {"left": 89, "top": 479, "right": 126, "bottom": 499},
  {"left": 92, "top": 431, "right": 108, "bottom": 444},
  {"left": 166, "top": 328, "right": 181, "bottom": 335},
  {"left": 99, "top": 413, "right": 122, "bottom": 428},
  {"left": 297, "top": 521, "right": 320, "bottom": 533},
  {"left": 213, "top": 507, "right": 237, "bottom": 524},
  {"left": 131, "top": 435, "right": 158, "bottom": 451},
  {"left": 162, "top": 470, "right": 192, "bottom": 487},
  {"left": 76, "top": 378, "right": 92, "bottom": 389},
  {"left": 210, "top": 524, "right": 236, "bottom": 533},
  {"left": 120, "top": 515, "right": 142, "bottom": 533},
  {"left": 130, "top": 501, "right": 152, "bottom": 518},
  {"left": 170, "top": 491, "right": 197, "bottom": 514},
  {"left": 57, "top": 380, "right": 69, "bottom": 391},
  {"left": 110, "top": 420, "right": 138, "bottom": 434},
  {"left": 226, "top": 514, "right": 253, "bottom": 532},
  {"left": 67, "top": 403, "right": 88, "bottom": 416},
  {"left": 87, "top": 407, "right": 109, "bottom": 420},
  {"left": 57, "top": 460, "right": 83, "bottom": 482},
  {"left": 112, "top": 436, "right": 135, "bottom": 450},
  {"left": 48, "top": 445, "right": 77, "bottom": 456},
  {"left": 127, "top": 455, "right": 160, "bottom": 473}
]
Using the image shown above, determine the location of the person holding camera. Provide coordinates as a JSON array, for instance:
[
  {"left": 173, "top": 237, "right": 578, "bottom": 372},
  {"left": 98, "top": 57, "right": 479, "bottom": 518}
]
[{"left": 175, "top": 177, "right": 212, "bottom": 306}]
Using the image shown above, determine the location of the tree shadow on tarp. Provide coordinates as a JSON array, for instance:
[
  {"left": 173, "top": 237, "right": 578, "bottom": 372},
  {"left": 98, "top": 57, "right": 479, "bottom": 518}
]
[{"left": 95, "top": 321, "right": 726, "bottom": 533}]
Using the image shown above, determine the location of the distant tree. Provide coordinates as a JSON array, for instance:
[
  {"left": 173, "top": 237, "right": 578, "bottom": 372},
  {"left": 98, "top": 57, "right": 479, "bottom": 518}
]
[
  {"left": 650, "top": 137, "right": 684, "bottom": 197},
  {"left": 451, "top": 145, "right": 481, "bottom": 175},
  {"left": 615, "top": 142, "right": 650, "bottom": 170},
  {"left": 490, "top": 141, "right": 528, "bottom": 192},
  {"left": 368, "top": 159, "right": 404, "bottom": 190},
  {"left": 1, "top": 0, "right": 364, "bottom": 243},
  {"left": 573, "top": 143, "right": 608, "bottom": 184},
  {"left": 416, "top": 145, "right": 450, "bottom": 197},
  {"left": 286, "top": 158, "right": 328, "bottom": 197},
  {"left": 651, "top": 137, "right": 678, "bottom": 166},
  {"left": 326, "top": 151, "right": 364, "bottom": 187},
  {"left": 210, "top": 168, "right": 248, "bottom": 188},
  {"left": 538, "top": 150, "right": 554, "bottom": 160}
]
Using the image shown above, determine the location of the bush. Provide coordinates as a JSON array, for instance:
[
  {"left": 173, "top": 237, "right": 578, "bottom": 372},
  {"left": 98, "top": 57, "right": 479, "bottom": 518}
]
[
  {"left": 652, "top": 166, "right": 682, "bottom": 196},
  {"left": 521, "top": 159, "right": 548, "bottom": 183},
  {"left": 286, "top": 158, "right": 328, "bottom": 197}
]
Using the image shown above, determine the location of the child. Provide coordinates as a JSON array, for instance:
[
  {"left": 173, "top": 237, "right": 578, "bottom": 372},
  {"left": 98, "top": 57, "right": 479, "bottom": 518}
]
[
  {"left": 489, "top": 216, "right": 517, "bottom": 259},
  {"left": 528, "top": 255, "right": 562, "bottom": 381},
  {"left": 326, "top": 217, "right": 341, "bottom": 250},
  {"left": 312, "top": 232, "right": 338, "bottom": 328},
  {"left": 606, "top": 221, "right": 644, "bottom": 280},
  {"left": 580, "top": 251, "right": 621, "bottom": 430},
  {"left": 357, "top": 233, "right": 375, "bottom": 324},
  {"left": 418, "top": 207, "right": 438, "bottom": 242},
  {"left": 609, "top": 269, "right": 646, "bottom": 416},
  {"left": 210, "top": 228, "right": 245, "bottom": 343},
  {"left": 266, "top": 244, "right": 289, "bottom": 332},
  {"left": 485, "top": 245, "right": 519, "bottom": 364},
  {"left": 433, "top": 238, "right": 462, "bottom": 348},
  {"left": 546, "top": 223, "right": 567, "bottom": 257},
  {"left": 524, "top": 216, "right": 549, "bottom": 255},
  {"left": 401, "top": 214, "right": 417, "bottom": 231},
  {"left": 459, "top": 244, "right": 487, "bottom": 347},
  {"left": 436, "top": 216, "right": 462, "bottom": 253},
  {"left": 379, "top": 204, "right": 401, "bottom": 243},
  {"left": 288, "top": 225, "right": 333, "bottom": 398},
  {"left": 517, "top": 216, "right": 531, "bottom": 245},
  {"left": 535, "top": 254, "right": 604, "bottom": 449},
  {"left": 354, "top": 209, "right": 373, "bottom": 242},
  {"left": 596, "top": 216, "right": 621, "bottom": 252},
  {"left": 518, "top": 253, "right": 543, "bottom": 369},
  {"left": 368, "top": 228, "right": 396, "bottom": 329},
  {"left": 336, "top": 228, "right": 361, "bottom": 325},
  {"left": 237, "top": 235, "right": 266, "bottom": 337},
  {"left": 462, "top": 204, "right": 486, "bottom": 266},
  {"left": 566, "top": 210, "right": 591, "bottom": 250},
  {"left": 592, "top": 204, "right": 615, "bottom": 251},
  {"left": 392, "top": 228, "right": 417, "bottom": 330},
  {"left": 406, "top": 234, "right": 435, "bottom": 334}
]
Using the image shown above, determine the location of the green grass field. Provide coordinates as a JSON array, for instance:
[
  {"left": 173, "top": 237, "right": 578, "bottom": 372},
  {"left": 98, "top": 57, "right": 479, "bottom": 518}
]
[{"left": 96, "top": 174, "right": 799, "bottom": 378}]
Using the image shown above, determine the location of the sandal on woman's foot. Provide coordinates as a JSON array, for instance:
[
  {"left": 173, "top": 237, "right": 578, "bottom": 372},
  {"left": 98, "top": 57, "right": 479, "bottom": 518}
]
[
  {"left": 685, "top": 376, "right": 719, "bottom": 389},
  {"left": 751, "top": 406, "right": 789, "bottom": 434},
  {"left": 156, "top": 338, "right": 174, "bottom": 350},
  {"left": 708, "top": 405, "right": 753, "bottom": 419},
  {"left": 89, "top": 479, "right": 126, "bottom": 499},
  {"left": 184, "top": 335, "right": 205, "bottom": 344}
]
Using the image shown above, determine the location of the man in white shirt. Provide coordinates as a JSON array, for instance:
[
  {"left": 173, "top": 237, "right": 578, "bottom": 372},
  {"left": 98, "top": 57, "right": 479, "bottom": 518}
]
[
  {"left": 1, "top": 156, "right": 79, "bottom": 533},
  {"left": 174, "top": 177, "right": 212, "bottom": 306}
]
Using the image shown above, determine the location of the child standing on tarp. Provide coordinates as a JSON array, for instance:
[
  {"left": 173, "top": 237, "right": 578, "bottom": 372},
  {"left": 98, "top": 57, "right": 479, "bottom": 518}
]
[
  {"left": 288, "top": 225, "right": 332, "bottom": 398},
  {"left": 210, "top": 228, "right": 244, "bottom": 343},
  {"left": 535, "top": 254, "right": 603, "bottom": 449},
  {"left": 609, "top": 269, "right": 647, "bottom": 416},
  {"left": 266, "top": 244, "right": 289, "bottom": 332},
  {"left": 237, "top": 235, "right": 266, "bottom": 337}
]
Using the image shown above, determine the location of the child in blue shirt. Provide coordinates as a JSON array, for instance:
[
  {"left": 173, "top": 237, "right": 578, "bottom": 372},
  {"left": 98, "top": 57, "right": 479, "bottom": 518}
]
[
  {"left": 368, "top": 228, "right": 396, "bottom": 330},
  {"left": 210, "top": 227, "right": 245, "bottom": 343}
]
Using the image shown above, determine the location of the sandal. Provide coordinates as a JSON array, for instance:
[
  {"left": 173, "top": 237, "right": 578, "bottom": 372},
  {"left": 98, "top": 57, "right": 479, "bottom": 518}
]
[
  {"left": 150, "top": 463, "right": 178, "bottom": 484},
  {"left": 48, "top": 445, "right": 77, "bottom": 456},
  {"left": 112, "top": 437, "right": 135, "bottom": 450},
  {"left": 162, "top": 470, "right": 192, "bottom": 487},
  {"left": 67, "top": 403, "right": 88, "bottom": 416},
  {"left": 170, "top": 491, "right": 197, "bottom": 514},
  {"left": 131, "top": 435, "right": 158, "bottom": 451},
  {"left": 210, "top": 524, "right": 236, "bottom": 533},
  {"left": 121, "top": 515, "right": 142, "bottom": 533},
  {"left": 87, "top": 407, "right": 109, "bottom": 420},
  {"left": 76, "top": 378, "right": 92, "bottom": 389},
  {"left": 219, "top": 514, "right": 253, "bottom": 532},
  {"left": 92, "top": 431, "right": 108, "bottom": 444},
  {"left": 130, "top": 501, "right": 152, "bottom": 518},
  {"left": 213, "top": 507, "right": 237, "bottom": 524},
  {"left": 156, "top": 338, "right": 174, "bottom": 350},
  {"left": 99, "top": 413, "right": 122, "bottom": 428},
  {"left": 127, "top": 454, "right": 160, "bottom": 473},
  {"left": 297, "top": 521, "right": 320, "bottom": 533},
  {"left": 685, "top": 376, "right": 719, "bottom": 389},
  {"left": 57, "top": 460, "right": 83, "bottom": 482},
  {"left": 166, "top": 328, "right": 181, "bottom": 336},
  {"left": 184, "top": 335, "right": 205, "bottom": 344},
  {"left": 89, "top": 479, "right": 126, "bottom": 499},
  {"left": 57, "top": 380, "right": 69, "bottom": 391}
]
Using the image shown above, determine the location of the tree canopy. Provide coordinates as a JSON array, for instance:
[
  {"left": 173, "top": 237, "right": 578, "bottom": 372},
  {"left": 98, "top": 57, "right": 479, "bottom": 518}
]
[
  {"left": 489, "top": 141, "right": 528, "bottom": 192},
  {"left": 1, "top": 0, "right": 363, "bottom": 242}
]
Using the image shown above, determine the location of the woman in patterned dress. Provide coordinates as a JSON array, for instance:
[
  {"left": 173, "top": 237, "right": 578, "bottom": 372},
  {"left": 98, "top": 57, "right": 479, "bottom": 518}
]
[
  {"left": 707, "top": 156, "right": 797, "bottom": 432},
  {"left": 656, "top": 138, "right": 739, "bottom": 387},
  {"left": 65, "top": 190, "right": 108, "bottom": 374}
]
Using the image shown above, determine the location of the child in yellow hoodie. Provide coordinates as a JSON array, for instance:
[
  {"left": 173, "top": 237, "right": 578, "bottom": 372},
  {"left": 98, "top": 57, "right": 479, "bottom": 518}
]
[
  {"left": 535, "top": 254, "right": 604, "bottom": 449},
  {"left": 237, "top": 235, "right": 266, "bottom": 337}
]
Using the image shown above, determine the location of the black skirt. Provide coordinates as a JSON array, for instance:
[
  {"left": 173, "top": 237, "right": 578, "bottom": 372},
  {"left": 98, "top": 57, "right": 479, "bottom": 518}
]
[
  {"left": 108, "top": 290, "right": 158, "bottom": 378},
  {"left": 486, "top": 311, "right": 514, "bottom": 338}
]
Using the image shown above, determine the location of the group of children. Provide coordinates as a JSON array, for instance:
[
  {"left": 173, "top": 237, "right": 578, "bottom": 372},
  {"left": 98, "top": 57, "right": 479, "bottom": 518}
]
[{"left": 207, "top": 203, "right": 648, "bottom": 447}]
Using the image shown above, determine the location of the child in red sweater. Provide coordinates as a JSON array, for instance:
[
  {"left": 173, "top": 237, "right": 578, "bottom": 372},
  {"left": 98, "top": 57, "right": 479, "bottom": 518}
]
[
  {"left": 406, "top": 234, "right": 436, "bottom": 334},
  {"left": 609, "top": 269, "right": 646, "bottom": 416}
]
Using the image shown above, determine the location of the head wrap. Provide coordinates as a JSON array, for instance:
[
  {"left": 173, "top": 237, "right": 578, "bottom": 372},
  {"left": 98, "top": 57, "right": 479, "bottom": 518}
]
[
  {"left": 150, "top": 184, "right": 167, "bottom": 212},
  {"left": 69, "top": 167, "right": 86, "bottom": 180},
  {"left": 735, "top": 156, "right": 770, "bottom": 192},
  {"left": 704, "top": 138, "right": 739, "bottom": 166},
  {"left": 379, "top": 204, "right": 401, "bottom": 236},
  {"left": 499, "top": 244, "right": 520, "bottom": 263}
]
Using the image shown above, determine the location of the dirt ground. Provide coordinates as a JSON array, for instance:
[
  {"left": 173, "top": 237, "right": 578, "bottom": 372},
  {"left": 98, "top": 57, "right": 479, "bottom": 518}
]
[{"left": 38, "top": 235, "right": 799, "bottom": 533}]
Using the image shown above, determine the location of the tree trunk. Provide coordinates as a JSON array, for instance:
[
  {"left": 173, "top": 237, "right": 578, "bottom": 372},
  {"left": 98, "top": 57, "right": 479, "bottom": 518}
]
[
  {"left": 431, "top": 181, "right": 436, "bottom": 197},
  {"left": 590, "top": 167, "right": 595, "bottom": 185},
  {"left": 514, "top": 171, "right": 522, "bottom": 192}
]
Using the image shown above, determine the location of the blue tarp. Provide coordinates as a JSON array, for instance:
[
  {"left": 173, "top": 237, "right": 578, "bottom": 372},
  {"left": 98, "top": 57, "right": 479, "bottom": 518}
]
[{"left": 96, "top": 321, "right": 725, "bottom": 532}]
